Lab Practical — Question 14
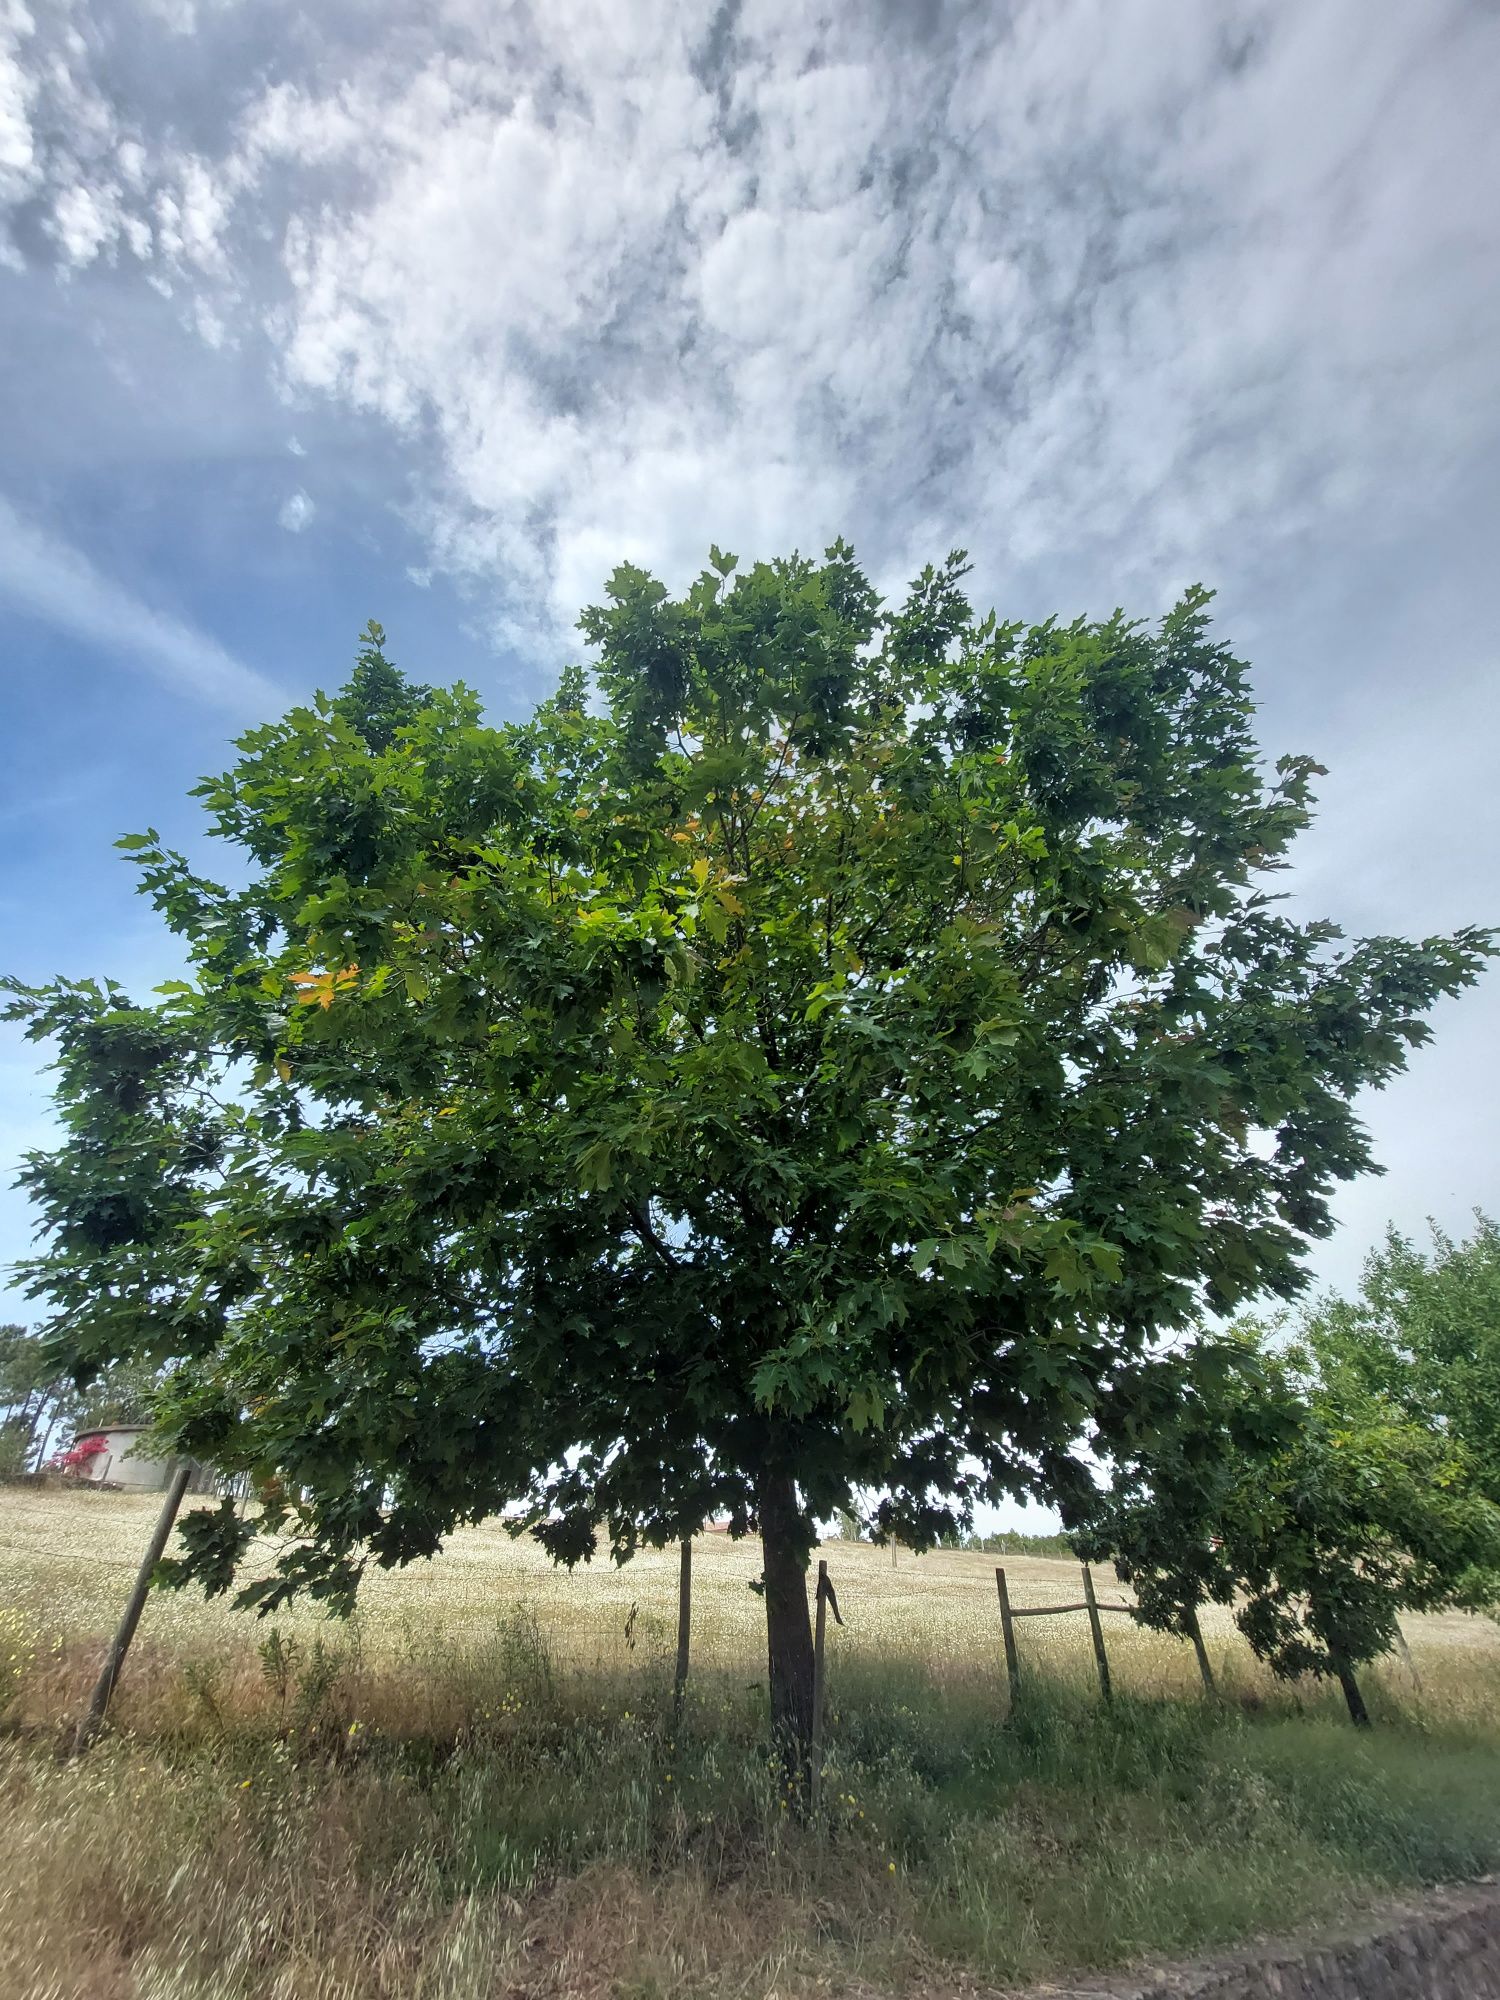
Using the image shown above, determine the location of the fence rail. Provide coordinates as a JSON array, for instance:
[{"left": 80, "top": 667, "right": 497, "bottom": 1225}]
[{"left": 996, "top": 1562, "right": 1216, "bottom": 1703}]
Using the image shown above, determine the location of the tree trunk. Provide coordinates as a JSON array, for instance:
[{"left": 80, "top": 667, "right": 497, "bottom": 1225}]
[
  {"left": 14, "top": 1388, "right": 43, "bottom": 1462},
  {"left": 1186, "top": 1607, "right": 1216, "bottom": 1695},
  {"left": 34, "top": 1401, "right": 62, "bottom": 1470},
  {"left": 32, "top": 1379, "right": 70, "bottom": 1469},
  {"left": 758, "top": 1466, "right": 815, "bottom": 1779},
  {"left": 1336, "top": 1660, "right": 1370, "bottom": 1727}
]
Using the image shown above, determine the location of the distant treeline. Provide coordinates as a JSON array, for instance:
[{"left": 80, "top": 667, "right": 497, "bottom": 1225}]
[{"left": 961, "top": 1530, "right": 1075, "bottom": 1558}]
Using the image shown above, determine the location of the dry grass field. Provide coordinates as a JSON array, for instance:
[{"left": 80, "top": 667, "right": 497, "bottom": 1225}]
[{"left": 3, "top": 1482, "right": 1500, "bottom": 1999}]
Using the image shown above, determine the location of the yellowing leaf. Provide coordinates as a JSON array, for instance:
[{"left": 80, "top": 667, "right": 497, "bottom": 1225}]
[{"left": 289, "top": 964, "right": 360, "bottom": 1010}]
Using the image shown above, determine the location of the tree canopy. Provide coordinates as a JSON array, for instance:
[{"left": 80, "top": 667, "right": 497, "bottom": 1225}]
[
  {"left": 1075, "top": 1325, "right": 1500, "bottom": 1722},
  {"left": 6, "top": 543, "right": 1493, "bottom": 1750},
  {"left": 1299, "top": 1215, "right": 1500, "bottom": 1507}
]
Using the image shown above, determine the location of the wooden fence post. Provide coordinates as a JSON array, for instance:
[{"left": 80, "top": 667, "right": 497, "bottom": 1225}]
[
  {"left": 1393, "top": 1624, "right": 1423, "bottom": 1692},
  {"left": 809, "top": 1559, "right": 843, "bottom": 1812},
  {"left": 1186, "top": 1606, "right": 1216, "bottom": 1695},
  {"left": 74, "top": 1460, "right": 193, "bottom": 1754},
  {"left": 673, "top": 1535, "right": 692, "bottom": 1722},
  {"left": 995, "top": 1566, "right": 1021, "bottom": 1708},
  {"left": 1080, "top": 1563, "right": 1113, "bottom": 1704}
]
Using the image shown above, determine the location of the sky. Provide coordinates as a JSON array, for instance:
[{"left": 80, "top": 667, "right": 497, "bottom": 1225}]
[{"left": 2, "top": 0, "right": 1498, "bottom": 1440}]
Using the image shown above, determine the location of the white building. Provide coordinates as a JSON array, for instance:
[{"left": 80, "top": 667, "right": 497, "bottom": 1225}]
[{"left": 66, "top": 1424, "right": 214, "bottom": 1494}]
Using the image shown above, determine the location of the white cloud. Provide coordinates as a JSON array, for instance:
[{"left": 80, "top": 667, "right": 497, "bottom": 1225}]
[
  {"left": 138, "top": 0, "right": 202, "bottom": 33},
  {"left": 112, "top": 0, "right": 1483, "bottom": 652},
  {"left": 0, "top": 494, "right": 278, "bottom": 712},
  {"left": 0, "top": 0, "right": 236, "bottom": 287},
  {"left": 46, "top": 174, "right": 119, "bottom": 261},
  {"left": 7, "top": 1, "right": 1499, "bottom": 645},
  {"left": 0, "top": 2, "right": 40, "bottom": 214},
  {"left": 191, "top": 294, "right": 227, "bottom": 347},
  {"left": 278, "top": 487, "right": 315, "bottom": 533}
]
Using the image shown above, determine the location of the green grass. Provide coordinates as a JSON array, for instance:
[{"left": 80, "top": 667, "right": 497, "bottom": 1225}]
[{"left": 3, "top": 1487, "right": 1500, "bottom": 1998}]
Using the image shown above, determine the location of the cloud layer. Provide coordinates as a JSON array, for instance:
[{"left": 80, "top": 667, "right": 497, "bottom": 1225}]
[{"left": 6, "top": 0, "right": 1499, "bottom": 646}]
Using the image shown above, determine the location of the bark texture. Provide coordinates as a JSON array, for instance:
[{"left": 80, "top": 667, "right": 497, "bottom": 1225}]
[
  {"left": 758, "top": 1466, "right": 815, "bottom": 1770},
  {"left": 1337, "top": 1661, "right": 1371, "bottom": 1727}
]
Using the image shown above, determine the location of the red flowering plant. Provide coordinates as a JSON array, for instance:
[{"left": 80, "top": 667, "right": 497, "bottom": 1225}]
[{"left": 55, "top": 1432, "right": 107, "bottom": 1476}]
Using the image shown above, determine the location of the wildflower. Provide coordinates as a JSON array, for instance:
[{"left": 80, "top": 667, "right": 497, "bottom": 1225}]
[
  {"left": 239, "top": 1779, "right": 252, "bottom": 1790},
  {"left": 888, "top": 1862, "right": 896, "bottom": 1873},
  {"left": 663, "top": 1773, "right": 672, "bottom": 1783}
]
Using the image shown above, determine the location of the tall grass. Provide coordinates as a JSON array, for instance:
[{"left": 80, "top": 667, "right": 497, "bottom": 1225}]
[
  {"left": 4, "top": 1615, "right": 1500, "bottom": 1997},
  {"left": 3, "top": 1488, "right": 1500, "bottom": 1997}
]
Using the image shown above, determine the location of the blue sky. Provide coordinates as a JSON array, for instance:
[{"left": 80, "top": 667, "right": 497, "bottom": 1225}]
[{"left": 2, "top": 0, "right": 1498, "bottom": 1406}]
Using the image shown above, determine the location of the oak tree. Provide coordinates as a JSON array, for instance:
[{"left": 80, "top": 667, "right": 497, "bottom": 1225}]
[{"left": 8, "top": 554, "right": 1493, "bottom": 1758}]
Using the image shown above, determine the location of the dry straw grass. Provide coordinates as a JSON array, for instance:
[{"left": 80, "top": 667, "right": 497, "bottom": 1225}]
[{"left": 4, "top": 1484, "right": 1500, "bottom": 1999}]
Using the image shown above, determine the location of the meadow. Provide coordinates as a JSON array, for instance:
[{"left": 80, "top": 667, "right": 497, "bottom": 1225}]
[{"left": 3, "top": 1482, "right": 1500, "bottom": 1999}]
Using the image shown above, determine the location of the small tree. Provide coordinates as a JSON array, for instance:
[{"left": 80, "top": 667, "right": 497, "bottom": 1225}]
[
  {"left": 8, "top": 550, "right": 1494, "bottom": 1764},
  {"left": 1072, "top": 1340, "right": 1287, "bottom": 1639},
  {"left": 1076, "top": 1333, "right": 1500, "bottom": 1722},
  {"left": 1302, "top": 1215, "right": 1500, "bottom": 1507}
]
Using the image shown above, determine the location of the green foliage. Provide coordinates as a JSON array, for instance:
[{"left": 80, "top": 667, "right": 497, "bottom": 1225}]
[
  {"left": 335, "top": 621, "right": 435, "bottom": 754},
  {"left": 74, "top": 1357, "right": 164, "bottom": 1431},
  {"left": 0, "top": 1322, "right": 164, "bottom": 1473},
  {"left": 1230, "top": 1387, "right": 1500, "bottom": 1683},
  {"left": 1301, "top": 1214, "right": 1500, "bottom": 1507},
  {"left": 1072, "top": 1337, "right": 1298, "bottom": 1639},
  {"left": 0, "top": 1422, "right": 31, "bottom": 1481},
  {"left": 0, "top": 1324, "right": 52, "bottom": 1476},
  {"left": 5, "top": 544, "right": 1493, "bottom": 1641},
  {"left": 0, "top": 1322, "right": 42, "bottom": 1393},
  {"left": 1076, "top": 1327, "right": 1500, "bottom": 1691},
  {"left": 963, "top": 1528, "right": 1076, "bottom": 1557}
]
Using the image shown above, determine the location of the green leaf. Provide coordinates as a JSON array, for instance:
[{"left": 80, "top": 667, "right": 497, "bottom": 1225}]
[{"left": 847, "top": 1385, "right": 885, "bottom": 1433}]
